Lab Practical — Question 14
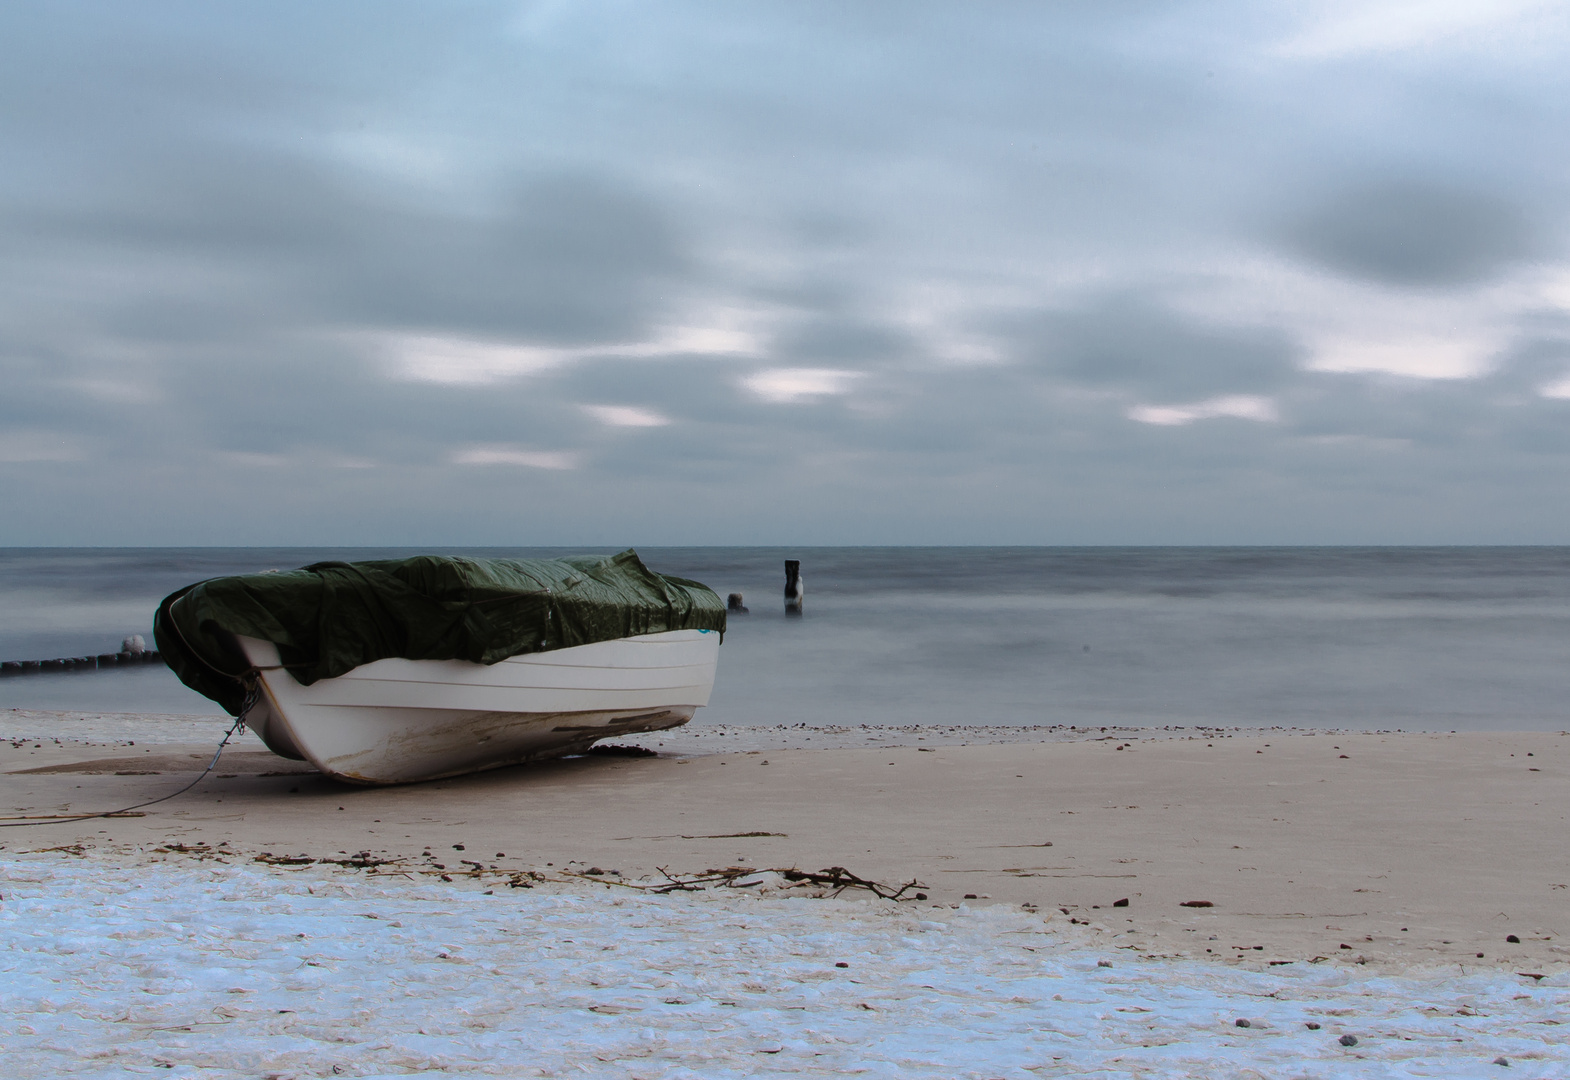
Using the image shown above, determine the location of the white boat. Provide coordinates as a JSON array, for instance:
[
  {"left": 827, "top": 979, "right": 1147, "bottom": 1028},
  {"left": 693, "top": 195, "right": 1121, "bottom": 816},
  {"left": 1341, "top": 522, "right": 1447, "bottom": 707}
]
[{"left": 237, "top": 628, "right": 721, "bottom": 785}]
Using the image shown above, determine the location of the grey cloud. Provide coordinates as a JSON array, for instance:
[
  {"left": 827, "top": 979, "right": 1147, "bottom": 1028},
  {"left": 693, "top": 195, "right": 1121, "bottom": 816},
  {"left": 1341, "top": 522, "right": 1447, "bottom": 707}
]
[
  {"left": 325, "top": 172, "right": 690, "bottom": 342},
  {"left": 5, "top": 2, "right": 1570, "bottom": 543},
  {"left": 1284, "top": 377, "right": 1487, "bottom": 450},
  {"left": 555, "top": 358, "right": 747, "bottom": 419},
  {"left": 9, "top": 157, "right": 690, "bottom": 345},
  {"left": 1281, "top": 181, "right": 1538, "bottom": 288},
  {"left": 1477, "top": 336, "right": 1570, "bottom": 396},
  {"left": 771, "top": 317, "right": 917, "bottom": 368},
  {"left": 1012, "top": 295, "right": 1300, "bottom": 400}
]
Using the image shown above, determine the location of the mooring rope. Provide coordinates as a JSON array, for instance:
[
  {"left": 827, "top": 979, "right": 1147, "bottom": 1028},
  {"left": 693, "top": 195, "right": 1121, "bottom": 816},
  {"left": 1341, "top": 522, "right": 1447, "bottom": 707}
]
[{"left": 0, "top": 680, "right": 260, "bottom": 829}]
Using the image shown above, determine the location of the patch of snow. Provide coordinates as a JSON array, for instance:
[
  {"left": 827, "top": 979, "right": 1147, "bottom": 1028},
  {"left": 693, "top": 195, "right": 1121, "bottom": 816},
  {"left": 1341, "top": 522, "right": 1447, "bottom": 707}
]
[{"left": 1, "top": 855, "right": 1564, "bottom": 1078}]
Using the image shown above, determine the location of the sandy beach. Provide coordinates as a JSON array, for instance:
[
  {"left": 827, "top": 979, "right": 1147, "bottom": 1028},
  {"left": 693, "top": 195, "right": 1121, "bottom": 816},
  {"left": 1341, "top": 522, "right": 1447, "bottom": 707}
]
[
  {"left": 5, "top": 714, "right": 1569, "bottom": 1077},
  {"left": 3, "top": 716, "right": 1566, "bottom": 972}
]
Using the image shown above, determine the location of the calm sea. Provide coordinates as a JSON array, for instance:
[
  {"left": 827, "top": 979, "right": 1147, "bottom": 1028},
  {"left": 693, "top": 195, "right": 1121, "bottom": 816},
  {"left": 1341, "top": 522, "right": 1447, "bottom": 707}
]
[{"left": 2, "top": 547, "right": 1568, "bottom": 732}]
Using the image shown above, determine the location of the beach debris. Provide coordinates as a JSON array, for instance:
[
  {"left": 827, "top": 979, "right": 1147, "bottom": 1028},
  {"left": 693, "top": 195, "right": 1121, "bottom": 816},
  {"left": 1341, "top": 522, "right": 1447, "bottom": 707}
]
[
  {"left": 835, "top": 961, "right": 849, "bottom": 968},
  {"left": 1517, "top": 972, "right": 1546, "bottom": 980},
  {"left": 1339, "top": 1034, "right": 1358, "bottom": 1046},
  {"left": 1097, "top": 960, "right": 1113, "bottom": 968},
  {"left": 251, "top": 851, "right": 395, "bottom": 870},
  {"left": 1112, "top": 898, "right": 1129, "bottom": 907},
  {"left": 638, "top": 864, "right": 927, "bottom": 900},
  {"left": 781, "top": 867, "right": 926, "bottom": 899},
  {"left": 1180, "top": 900, "right": 1214, "bottom": 908},
  {"left": 586, "top": 743, "right": 658, "bottom": 758},
  {"left": 726, "top": 871, "right": 785, "bottom": 889},
  {"left": 1506, "top": 934, "right": 1520, "bottom": 943},
  {"left": 1494, "top": 1057, "right": 1510, "bottom": 1066},
  {"left": 694, "top": 831, "right": 785, "bottom": 839},
  {"left": 1234, "top": 1018, "right": 1251, "bottom": 1027},
  {"left": 1305, "top": 1022, "right": 1321, "bottom": 1030}
]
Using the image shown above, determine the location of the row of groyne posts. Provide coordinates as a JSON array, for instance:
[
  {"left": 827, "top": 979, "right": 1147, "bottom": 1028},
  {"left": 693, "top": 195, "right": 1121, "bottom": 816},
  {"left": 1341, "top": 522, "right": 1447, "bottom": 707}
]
[
  {"left": 1, "top": 636, "right": 163, "bottom": 677},
  {"left": 726, "top": 560, "right": 804, "bottom": 618}
]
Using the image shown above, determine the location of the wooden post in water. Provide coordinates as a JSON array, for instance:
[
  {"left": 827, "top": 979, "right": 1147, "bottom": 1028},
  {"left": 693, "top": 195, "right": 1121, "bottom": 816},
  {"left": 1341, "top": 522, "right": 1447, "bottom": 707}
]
[
  {"left": 784, "top": 560, "right": 803, "bottom": 616},
  {"left": 727, "top": 592, "right": 749, "bottom": 614}
]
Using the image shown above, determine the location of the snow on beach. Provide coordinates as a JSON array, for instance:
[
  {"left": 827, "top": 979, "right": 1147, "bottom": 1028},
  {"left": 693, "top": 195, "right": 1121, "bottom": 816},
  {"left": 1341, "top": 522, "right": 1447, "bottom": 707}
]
[{"left": 2, "top": 854, "right": 1565, "bottom": 1079}]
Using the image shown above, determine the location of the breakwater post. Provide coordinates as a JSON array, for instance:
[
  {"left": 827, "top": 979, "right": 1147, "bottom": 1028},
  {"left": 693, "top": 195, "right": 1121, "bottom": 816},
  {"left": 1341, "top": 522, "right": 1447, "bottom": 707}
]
[
  {"left": 727, "top": 593, "right": 749, "bottom": 614},
  {"left": 0, "top": 639, "right": 163, "bottom": 676},
  {"left": 784, "top": 560, "right": 803, "bottom": 616}
]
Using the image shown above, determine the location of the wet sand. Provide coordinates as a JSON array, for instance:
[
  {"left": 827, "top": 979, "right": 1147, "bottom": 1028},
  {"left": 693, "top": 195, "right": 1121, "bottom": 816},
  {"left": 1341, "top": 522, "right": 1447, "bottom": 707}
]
[{"left": 2, "top": 726, "right": 1566, "bottom": 973}]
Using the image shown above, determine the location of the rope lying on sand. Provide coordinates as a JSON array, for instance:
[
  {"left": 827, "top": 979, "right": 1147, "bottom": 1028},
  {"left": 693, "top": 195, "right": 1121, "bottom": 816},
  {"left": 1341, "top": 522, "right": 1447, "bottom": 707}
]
[{"left": 0, "top": 684, "right": 255, "bottom": 829}]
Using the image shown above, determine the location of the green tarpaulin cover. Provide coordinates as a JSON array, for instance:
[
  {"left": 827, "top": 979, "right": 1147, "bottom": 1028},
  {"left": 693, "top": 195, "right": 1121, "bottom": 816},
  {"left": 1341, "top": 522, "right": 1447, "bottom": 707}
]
[{"left": 154, "top": 550, "right": 725, "bottom": 716}]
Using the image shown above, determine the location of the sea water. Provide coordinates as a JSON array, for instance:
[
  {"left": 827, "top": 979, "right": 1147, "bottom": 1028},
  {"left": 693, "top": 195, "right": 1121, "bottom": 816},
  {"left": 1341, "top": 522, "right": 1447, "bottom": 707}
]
[{"left": 2, "top": 546, "right": 1569, "bottom": 731}]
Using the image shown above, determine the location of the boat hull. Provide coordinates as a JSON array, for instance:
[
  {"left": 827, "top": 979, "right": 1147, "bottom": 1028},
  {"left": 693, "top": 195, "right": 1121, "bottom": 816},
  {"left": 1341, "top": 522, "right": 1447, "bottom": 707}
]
[{"left": 238, "top": 629, "right": 720, "bottom": 785}]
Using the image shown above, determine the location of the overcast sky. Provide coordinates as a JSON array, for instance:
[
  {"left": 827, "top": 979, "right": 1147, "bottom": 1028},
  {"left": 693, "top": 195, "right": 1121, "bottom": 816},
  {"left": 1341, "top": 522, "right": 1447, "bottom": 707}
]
[{"left": 3, "top": 1, "right": 1569, "bottom": 545}]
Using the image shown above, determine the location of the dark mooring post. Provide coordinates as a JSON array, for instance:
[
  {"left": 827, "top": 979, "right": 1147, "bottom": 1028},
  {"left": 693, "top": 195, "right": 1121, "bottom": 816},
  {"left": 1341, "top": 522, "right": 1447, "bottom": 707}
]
[
  {"left": 784, "top": 560, "right": 803, "bottom": 616},
  {"left": 727, "top": 592, "right": 749, "bottom": 614}
]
